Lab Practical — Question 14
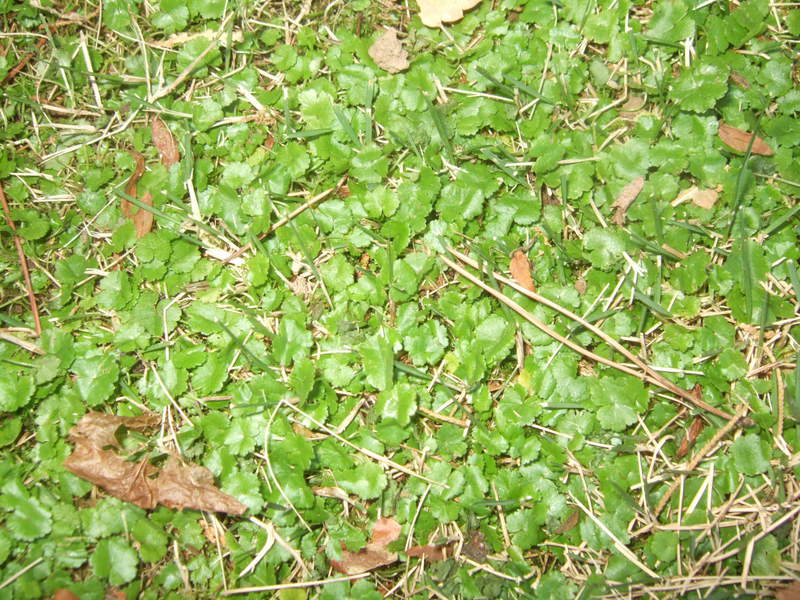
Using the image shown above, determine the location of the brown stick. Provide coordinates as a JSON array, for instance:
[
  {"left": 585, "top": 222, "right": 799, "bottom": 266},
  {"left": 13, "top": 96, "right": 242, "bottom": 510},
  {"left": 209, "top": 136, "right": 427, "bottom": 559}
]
[
  {"left": 3, "top": 38, "right": 47, "bottom": 84},
  {"left": 222, "top": 176, "right": 346, "bottom": 264},
  {"left": 0, "top": 183, "right": 42, "bottom": 336},
  {"left": 444, "top": 248, "right": 733, "bottom": 420},
  {"left": 653, "top": 403, "right": 749, "bottom": 518}
]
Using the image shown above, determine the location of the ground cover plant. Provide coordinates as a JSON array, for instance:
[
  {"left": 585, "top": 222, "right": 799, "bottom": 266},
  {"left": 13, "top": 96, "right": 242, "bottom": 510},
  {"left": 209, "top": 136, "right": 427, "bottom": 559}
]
[{"left": 1, "top": 0, "right": 799, "bottom": 597}]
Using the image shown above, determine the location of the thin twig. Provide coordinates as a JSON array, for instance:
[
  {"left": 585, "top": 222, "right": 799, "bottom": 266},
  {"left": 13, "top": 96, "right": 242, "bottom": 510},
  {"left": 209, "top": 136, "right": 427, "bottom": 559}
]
[
  {"left": 220, "top": 574, "right": 369, "bottom": 595},
  {"left": 0, "top": 557, "right": 44, "bottom": 590},
  {"left": 0, "top": 330, "right": 44, "bottom": 354},
  {"left": 444, "top": 248, "right": 733, "bottom": 420},
  {"left": 221, "top": 177, "right": 345, "bottom": 263},
  {"left": 148, "top": 14, "right": 233, "bottom": 103},
  {"left": 570, "top": 494, "right": 661, "bottom": 579},
  {"left": 653, "top": 403, "right": 749, "bottom": 518},
  {"left": 0, "top": 183, "right": 41, "bottom": 336},
  {"left": 282, "top": 400, "right": 446, "bottom": 487}
]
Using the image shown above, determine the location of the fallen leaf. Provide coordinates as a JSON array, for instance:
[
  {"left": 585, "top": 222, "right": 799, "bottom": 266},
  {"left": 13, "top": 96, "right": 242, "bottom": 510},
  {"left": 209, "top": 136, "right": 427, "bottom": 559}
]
[
  {"left": 729, "top": 71, "right": 751, "bottom": 89},
  {"left": 718, "top": 122, "right": 774, "bottom": 156},
  {"left": 52, "top": 590, "right": 80, "bottom": 600},
  {"left": 575, "top": 276, "right": 587, "bottom": 295},
  {"left": 368, "top": 28, "right": 409, "bottom": 74},
  {"left": 509, "top": 250, "right": 536, "bottom": 292},
  {"left": 553, "top": 508, "right": 581, "bottom": 534},
  {"left": 676, "top": 415, "right": 705, "bottom": 459},
  {"left": 611, "top": 176, "right": 645, "bottom": 226},
  {"left": 121, "top": 152, "right": 145, "bottom": 219},
  {"left": 151, "top": 117, "right": 180, "bottom": 167},
  {"left": 407, "top": 540, "right": 456, "bottom": 561},
  {"left": 417, "top": 0, "right": 482, "bottom": 28},
  {"left": 777, "top": 581, "right": 800, "bottom": 600},
  {"left": 133, "top": 191, "right": 154, "bottom": 239},
  {"left": 313, "top": 486, "right": 351, "bottom": 503},
  {"left": 461, "top": 531, "right": 487, "bottom": 562},
  {"left": 69, "top": 411, "right": 160, "bottom": 450},
  {"left": 121, "top": 152, "right": 154, "bottom": 238},
  {"left": 64, "top": 412, "right": 247, "bottom": 515},
  {"left": 104, "top": 588, "right": 126, "bottom": 600},
  {"left": 621, "top": 95, "right": 646, "bottom": 111},
  {"left": 329, "top": 517, "right": 400, "bottom": 575},
  {"left": 670, "top": 185, "right": 719, "bottom": 210}
]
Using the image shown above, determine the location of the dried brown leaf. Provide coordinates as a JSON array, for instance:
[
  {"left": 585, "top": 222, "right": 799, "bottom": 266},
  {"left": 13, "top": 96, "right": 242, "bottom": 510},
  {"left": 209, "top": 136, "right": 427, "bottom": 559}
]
[
  {"left": 69, "top": 411, "right": 160, "bottom": 450},
  {"left": 368, "top": 29, "right": 409, "bottom": 74},
  {"left": 64, "top": 412, "right": 246, "bottom": 515},
  {"left": 104, "top": 588, "right": 126, "bottom": 600},
  {"left": 670, "top": 185, "right": 719, "bottom": 210},
  {"left": 509, "top": 250, "right": 536, "bottom": 292},
  {"left": 122, "top": 151, "right": 154, "bottom": 238},
  {"left": 777, "top": 581, "right": 800, "bottom": 600},
  {"left": 53, "top": 589, "right": 80, "bottom": 600},
  {"left": 407, "top": 541, "right": 456, "bottom": 561},
  {"left": 461, "top": 531, "right": 487, "bottom": 562},
  {"left": 611, "top": 176, "right": 645, "bottom": 226},
  {"left": 122, "top": 152, "right": 145, "bottom": 218},
  {"left": 621, "top": 94, "right": 646, "bottom": 112},
  {"left": 133, "top": 191, "right": 154, "bottom": 238},
  {"left": 729, "top": 71, "right": 751, "bottom": 89},
  {"left": 677, "top": 415, "right": 705, "bottom": 459},
  {"left": 313, "top": 486, "right": 351, "bottom": 503},
  {"left": 329, "top": 517, "right": 400, "bottom": 575},
  {"left": 417, "top": 0, "right": 482, "bottom": 27},
  {"left": 553, "top": 507, "right": 581, "bottom": 534},
  {"left": 155, "top": 456, "right": 247, "bottom": 514},
  {"left": 151, "top": 117, "right": 180, "bottom": 167},
  {"left": 64, "top": 442, "right": 159, "bottom": 509},
  {"left": 718, "top": 122, "right": 773, "bottom": 156}
]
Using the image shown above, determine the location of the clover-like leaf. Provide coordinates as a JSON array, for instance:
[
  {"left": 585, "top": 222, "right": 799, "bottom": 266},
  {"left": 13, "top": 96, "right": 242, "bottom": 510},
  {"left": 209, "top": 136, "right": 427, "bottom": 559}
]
[{"left": 670, "top": 59, "right": 729, "bottom": 113}]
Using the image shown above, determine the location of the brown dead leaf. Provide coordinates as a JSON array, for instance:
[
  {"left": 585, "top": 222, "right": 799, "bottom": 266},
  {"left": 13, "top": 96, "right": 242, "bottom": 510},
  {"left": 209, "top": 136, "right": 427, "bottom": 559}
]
[
  {"left": 575, "top": 276, "right": 587, "bottom": 295},
  {"left": 611, "top": 176, "right": 645, "bottom": 226},
  {"left": 553, "top": 507, "right": 581, "bottom": 534},
  {"left": 718, "top": 122, "right": 774, "bottom": 156},
  {"left": 777, "top": 581, "right": 800, "bottom": 600},
  {"left": 676, "top": 415, "right": 705, "bottom": 459},
  {"left": 670, "top": 185, "right": 719, "bottom": 210},
  {"left": 69, "top": 411, "right": 160, "bottom": 450},
  {"left": 330, "top": 517, "right": 401, "bottom": 575},
  {"left": 121, "top": 152, "right": 145, "bottom": 219},
  {"left": 64, "top": 412, "right": 246, "bottom": 515},
  {"left": 368, "top": 28, "right": 409, "bottom": 74},
  {"left": 121, "top": 151, "right": 154, "bottom": 238},
  {"left": 53, "top": 590, "right": 80, "bottom": 600},
  {"left": 621, "top": 94, "right": 646, "bottom": 112},
  {"left": 417, "top": 0, "right": 482, "bottom": 27},
  {"left": 292, "top": 421, "right": 318, "bottom": 439},
  {"left": 151, "top": 117, "right": 180, "bottom": 168},
  {"left": 313, "top": 486, "right": 351, "bottom": 503},
  {"left": 729, "top": 71, "right": 751, "bottom": 89},
  {"left": 461, "top": 531, "right": 487, "bottom": 562},
  {"left": 104, "top": 588, "right": 126, "bottom": 600},
  {"left": 133, "top": 191, "right": 154, "bottom": 238},
  {"left": 509, "top": 250, "right": 536, "bottom": 292},
  {"left": 407, "top": 540, "right": 456, "bottom": 562},
  {"left": 690, "top": 188, "right": 718, "bottom": 210}
]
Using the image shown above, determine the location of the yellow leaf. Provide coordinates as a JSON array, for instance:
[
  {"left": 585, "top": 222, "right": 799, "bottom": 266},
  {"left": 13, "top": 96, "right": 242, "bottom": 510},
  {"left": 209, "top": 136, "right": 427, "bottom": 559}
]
[{"left": 417, "top": 0, "right": 482, "bottom": 27}]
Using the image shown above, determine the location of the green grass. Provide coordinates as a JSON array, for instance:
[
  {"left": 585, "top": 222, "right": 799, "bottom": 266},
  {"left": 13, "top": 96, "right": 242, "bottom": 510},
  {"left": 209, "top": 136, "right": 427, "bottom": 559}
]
[{"left": 1, "top": 0, "right": 800, "bottom": 598}]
